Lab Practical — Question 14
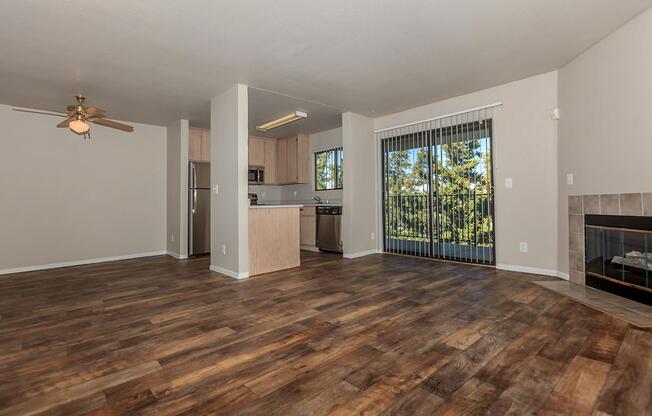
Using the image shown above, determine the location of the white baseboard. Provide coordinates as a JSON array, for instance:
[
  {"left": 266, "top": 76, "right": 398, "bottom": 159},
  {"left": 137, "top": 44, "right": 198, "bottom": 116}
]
[
  {"left": 343, "top": 249, "right": 382, "bottom": 259},
  {"left": 0, "top": 251, "right": 168, "bottom": 276},
  {"left": 166, "top": 251, "right": 188, "bottom": 260},
  {"left": 300, "top": 245, "right": 320, "bottom": 252},
  {"left": 496, "top": 263, "right": 569, "bottom": 280},
  {"left": 209, "top": 265, "right": 249, "bottom": 279}
]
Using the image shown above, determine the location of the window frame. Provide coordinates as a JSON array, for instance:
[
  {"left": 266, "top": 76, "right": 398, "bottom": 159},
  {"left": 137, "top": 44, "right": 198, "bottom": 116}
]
[{"left": 314, "top": 147, "right": 343, "bottom": 191}]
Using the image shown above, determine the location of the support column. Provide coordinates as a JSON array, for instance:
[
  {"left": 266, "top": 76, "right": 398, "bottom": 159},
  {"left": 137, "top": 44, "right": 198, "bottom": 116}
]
[
  {"left": 342, "top": 112, "right": 378, "bottom": 258},
  {"left": 166, "top": 119, "right": 189, "bottom": 259},
  {"left": 209, "top": 84, "right": 249, "bottom": 278}
]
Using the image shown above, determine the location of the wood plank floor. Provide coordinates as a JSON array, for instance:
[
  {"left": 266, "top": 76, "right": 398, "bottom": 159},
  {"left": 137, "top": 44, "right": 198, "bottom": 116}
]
[{"left": 1, "top": 251, "right": 651, "bottom": 415}]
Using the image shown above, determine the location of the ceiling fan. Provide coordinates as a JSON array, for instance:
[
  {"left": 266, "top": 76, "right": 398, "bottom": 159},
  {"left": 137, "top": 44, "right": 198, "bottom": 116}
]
[{"left": 12, "top": 95, "right": 134, "bottom": 139}]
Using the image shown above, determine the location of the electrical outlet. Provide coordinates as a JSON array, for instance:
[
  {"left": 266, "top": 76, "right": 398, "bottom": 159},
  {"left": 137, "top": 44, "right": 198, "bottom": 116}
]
[
  {"left": 170, "top": 234, "right": 174, "bottom": 242},
  {"left": 262, "top": 191, "right": 266, "bottom": 197},
  {"left": 213, "top": 184, "right": 219, "bottom": 195},
  {"left": 220, "top": 244, "right": 226, "bottom": 255},
  {"left": 566, "top": 173, "right": 574, "bottom": 185},
  {"left": 505, "top": 178, "right": 513, "bottom": 189},
  {"left": 371, "top": 232, "right": 375, "bottom": 240},
  {"left": 293, "top": 190, "right": 297, "bottom": 197},
  {"left": 520, "top": 242, "right": 528, "bottom": 253}
]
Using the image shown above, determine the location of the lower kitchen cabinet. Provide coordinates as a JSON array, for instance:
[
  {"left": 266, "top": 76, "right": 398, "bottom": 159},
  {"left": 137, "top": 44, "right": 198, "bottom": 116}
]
[{"left": 300, "top": 206, "right": 316, "bottom": 247}]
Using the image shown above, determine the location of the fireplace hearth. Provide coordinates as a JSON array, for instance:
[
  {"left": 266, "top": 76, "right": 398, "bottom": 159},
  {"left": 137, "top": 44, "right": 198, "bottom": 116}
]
[{"left": 584, "top": 214, "right": 652, "bottom": 305}]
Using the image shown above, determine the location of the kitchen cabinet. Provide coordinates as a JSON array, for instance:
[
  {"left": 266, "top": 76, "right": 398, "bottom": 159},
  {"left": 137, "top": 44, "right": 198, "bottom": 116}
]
[
  {"left": 189, "top": 128, "right": 210, "bottom": 161},
  {"left": 276, "top": 134, "right": 309, "bottom": 184},
  {"left": 286, "top": 136, "right": 298, "bottom": 183},
  {"left": 200, "top": 129, "right": 211, "bottom": 161},
  {"left": 297, "top": 133, "right": 310, "bottom": 183},
  {"left": 264, "top": 139, "right": 277, "bottom": 185},
  {"left": 299, "top": 206, "right": 316, "bottom": 247},
  {"left": 189, "top": 128, "right": 203, "bottom": 161},
  {"left": 249, "top": 136, "right": 265, "bottom": 167},
  {"left": 276, "top": 138, "right": 288, "bottom": 184}
]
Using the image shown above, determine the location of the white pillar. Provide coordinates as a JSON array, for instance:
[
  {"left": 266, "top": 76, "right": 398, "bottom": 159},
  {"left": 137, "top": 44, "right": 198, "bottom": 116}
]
[
  {"left": 209, "top": 84, "right": 249, "bottom": 278},
  {"left": 342, "top": 112, "right": 378, "bottom": 258},
  {"left": 166, "top": 119, "right": 189, "bottom": 259}
]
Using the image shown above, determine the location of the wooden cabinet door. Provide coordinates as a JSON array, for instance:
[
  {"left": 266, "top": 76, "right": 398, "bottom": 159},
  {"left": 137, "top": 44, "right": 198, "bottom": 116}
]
[
  {"left": 189, "top": 128, "right": 203, "bottom": 161},
  {"left": 276, "top": 138, "right": 288, "bottom": 184},
  {"left": 286, "top": 136, "right": 298, "bottom": 183},
  {"left": 264, "top": 139, "right": 277, "bottom": 185},
  {"left": 249, "top": 137, "right": 265, "bottom": 167},
  {"left": 200, "top": 129, "right": 211, "bottom": 161},
  {"left": 300, "top": 207, "right": 316, "bottom": 246},
  {"left": 297, "top": 133, "right": 310, "bottom": 184}
]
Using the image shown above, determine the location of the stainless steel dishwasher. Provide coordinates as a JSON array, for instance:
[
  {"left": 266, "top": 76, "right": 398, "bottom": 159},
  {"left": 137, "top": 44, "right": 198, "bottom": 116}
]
[{"left": 316, "top": 205, "right": 342, "bottom": 253}]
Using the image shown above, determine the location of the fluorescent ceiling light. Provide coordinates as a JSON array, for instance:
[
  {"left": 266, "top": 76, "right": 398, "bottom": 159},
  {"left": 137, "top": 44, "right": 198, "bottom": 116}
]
[{"left": 256, "top": 111, "right": 307, "bottom": 131}]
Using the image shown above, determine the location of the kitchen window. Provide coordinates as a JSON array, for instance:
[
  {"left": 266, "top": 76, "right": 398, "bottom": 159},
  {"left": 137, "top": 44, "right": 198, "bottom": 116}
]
[{"left": 315, "top": 147, "right": 343, "bottom": 190}]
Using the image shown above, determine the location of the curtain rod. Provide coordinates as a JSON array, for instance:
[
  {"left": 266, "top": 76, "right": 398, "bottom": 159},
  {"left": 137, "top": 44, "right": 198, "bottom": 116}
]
[{"left": 374, "top": 101, "right": 503, "bottom": 133}]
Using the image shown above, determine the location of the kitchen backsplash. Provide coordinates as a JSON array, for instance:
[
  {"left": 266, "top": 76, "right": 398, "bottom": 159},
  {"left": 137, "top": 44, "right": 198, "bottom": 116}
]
[{"left": 249, "top": 184, "right": 342, "bottom": 204}]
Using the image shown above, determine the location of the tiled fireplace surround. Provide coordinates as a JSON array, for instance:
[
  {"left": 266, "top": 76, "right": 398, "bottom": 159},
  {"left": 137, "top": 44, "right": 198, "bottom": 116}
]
[{"left": 568, "top": 192, "right": 652, "bottom": 285}]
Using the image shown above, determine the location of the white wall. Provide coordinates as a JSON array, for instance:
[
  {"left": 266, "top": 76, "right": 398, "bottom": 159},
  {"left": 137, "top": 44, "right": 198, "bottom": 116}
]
[
  {"left": 342, "top": 113, "right": 378, "bottom": 257},
  {"left": 210, "top": 84, "right": 249, "bottom": 277},
  {"left": 557, "top": 6, "right": 652, "bottom": 274},
  {"left": 374, "top": 71, "right": 560, "bottom": 275},
  {"left": 0, "top": 104, "right": 167, "bottom": 272},
  {"left": 251, "top": 127, "right": 344, "bottom": 204},
  {"left": 166, "top": 119, "right": 189, "bottom": 258}
]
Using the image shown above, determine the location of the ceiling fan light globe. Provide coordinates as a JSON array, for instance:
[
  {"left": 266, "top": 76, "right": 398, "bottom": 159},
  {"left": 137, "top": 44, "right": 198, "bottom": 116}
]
[{"left": 69, "top": 119, "right": 90, "bottom": 134}]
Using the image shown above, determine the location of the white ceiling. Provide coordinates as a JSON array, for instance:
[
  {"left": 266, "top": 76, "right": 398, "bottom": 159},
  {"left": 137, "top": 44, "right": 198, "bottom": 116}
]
[
  {"left": 248, "top": 88, "right": 342, "bottom": 138},
  {"left": 1, "top": 0, "right": 651, "bottom": 128}
]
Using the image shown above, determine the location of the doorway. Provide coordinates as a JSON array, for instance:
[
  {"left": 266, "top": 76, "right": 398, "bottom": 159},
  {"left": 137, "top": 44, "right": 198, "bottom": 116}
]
[{"left": 380, "top": 108, "right": 495, "bottom": 265}]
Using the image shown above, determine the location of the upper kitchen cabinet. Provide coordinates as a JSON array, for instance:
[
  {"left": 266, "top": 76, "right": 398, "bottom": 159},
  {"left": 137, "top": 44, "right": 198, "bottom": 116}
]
[
  {"left": 264, "top": 139, "right": 277, "bottom": 185},
  {"left": 189, "top": 127, "right": 210, "bottom": 161},
  {"left": 200, "top": 129, "right": 210, "bottom": 161},
  {"left": 249, "top": 136, "right": 265, "bottom": 167},
  {"left": 276, "top": 134, "right": 309, "bottom": 184},
  {"left": 276, "top": 137, "right": 288, "bottom": 184}
]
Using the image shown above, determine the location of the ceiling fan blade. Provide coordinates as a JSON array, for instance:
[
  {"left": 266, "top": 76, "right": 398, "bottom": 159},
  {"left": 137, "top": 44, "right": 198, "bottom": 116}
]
[
  {"left": 91, "top": 118, "right": 134, "bottom": 132},
  {"left": 12, "top": 108, "right": 68, "bottom": 118},
  {"left": 56, "top": 118, "right": 73, "bottom": 128},
  {"left": 84, "top": 107, "right": 106, "bottom": 117}
]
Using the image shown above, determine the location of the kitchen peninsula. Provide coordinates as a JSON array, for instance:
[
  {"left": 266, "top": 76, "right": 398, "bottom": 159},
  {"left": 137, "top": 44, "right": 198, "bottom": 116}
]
[{"left": 248, "top": 204, "right": 302, "bottom": 276}]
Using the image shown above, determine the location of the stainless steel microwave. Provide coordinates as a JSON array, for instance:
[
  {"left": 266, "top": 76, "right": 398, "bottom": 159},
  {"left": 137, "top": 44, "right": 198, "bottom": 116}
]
[{"left": 248, "top": 167, "right": 264, "bottom": 185}]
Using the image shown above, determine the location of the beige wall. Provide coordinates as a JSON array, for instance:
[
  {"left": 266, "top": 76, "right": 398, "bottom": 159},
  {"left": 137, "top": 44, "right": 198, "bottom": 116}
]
[
  {"left": 374, "top": 71, "right": 560, "bottom": 274},
  {"left": 166, "top": 119, "right": 189, "bottom": 258},
  {"left": 0, "top": 104, "right": 167, "bottom": 272},
  {"left": 342, "top": 112, "right": 378, "bottom": 257},
  {"left": 210, "top": 84, "right": 250, "bottom": 277},
  {"left": 557, "top": 7, "right": 652, "bottom": 274}
]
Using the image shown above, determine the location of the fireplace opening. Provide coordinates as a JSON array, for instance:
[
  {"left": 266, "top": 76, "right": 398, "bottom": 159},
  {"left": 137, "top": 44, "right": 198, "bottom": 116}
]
[{"left": 585, "top": 215, "right": 652, "bottom": 306}]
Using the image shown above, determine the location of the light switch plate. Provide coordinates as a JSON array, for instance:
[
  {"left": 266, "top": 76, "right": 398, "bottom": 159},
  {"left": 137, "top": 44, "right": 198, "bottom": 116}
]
[
  {"left": 566, "top": 173, "right": 574, "bottom": 185},
  {"left": 520, "top": 242, "right": 528, "bottom": 252},
  {"left": 505, "top": 178, "right": 513, "bottom": 188}
]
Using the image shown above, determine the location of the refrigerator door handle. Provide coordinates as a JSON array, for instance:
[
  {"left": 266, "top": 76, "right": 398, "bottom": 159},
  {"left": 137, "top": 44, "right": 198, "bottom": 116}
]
[
  {"left": 190, "top": 163, "right": 197, "bottom": 189},
  {"left": 189, "top": 188, "right": 194, "bottom": 255}
]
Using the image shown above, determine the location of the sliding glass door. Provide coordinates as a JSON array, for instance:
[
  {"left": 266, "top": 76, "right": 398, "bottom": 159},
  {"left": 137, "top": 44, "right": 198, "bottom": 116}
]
[{"left": 380, "top": 109, "right": 495, "bottom": 265}]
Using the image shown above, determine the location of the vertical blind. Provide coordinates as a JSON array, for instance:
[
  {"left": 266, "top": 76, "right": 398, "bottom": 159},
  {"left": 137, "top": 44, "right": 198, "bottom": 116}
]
[{"left": 378, "top": 105, "right": 498, "bottom": 265}]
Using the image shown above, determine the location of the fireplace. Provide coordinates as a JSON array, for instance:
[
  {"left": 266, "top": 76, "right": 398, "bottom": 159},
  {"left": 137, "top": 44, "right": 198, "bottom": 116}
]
[{"left": 584, "top": 214, "right": 652, "bottom": 305}]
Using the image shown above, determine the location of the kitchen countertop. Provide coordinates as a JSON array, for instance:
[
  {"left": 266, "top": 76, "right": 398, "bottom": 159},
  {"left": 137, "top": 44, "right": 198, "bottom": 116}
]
[
  {"left": 253, "top": 201, "right": 342, "bottom": 207},
  {"left": 249, "top": 204, "right": 304, "bottom": 209}
]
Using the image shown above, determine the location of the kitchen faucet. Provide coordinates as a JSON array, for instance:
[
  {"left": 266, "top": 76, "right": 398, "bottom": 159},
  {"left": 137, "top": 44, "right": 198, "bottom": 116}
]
[{"left": 312, "top": 195, "right": 322, "bottom": 203}]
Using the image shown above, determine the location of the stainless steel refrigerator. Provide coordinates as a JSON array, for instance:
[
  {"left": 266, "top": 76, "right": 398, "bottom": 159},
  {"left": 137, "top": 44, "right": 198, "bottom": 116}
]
[{"left": 189, "top": 161, "right": 210, "bottom": 256}]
